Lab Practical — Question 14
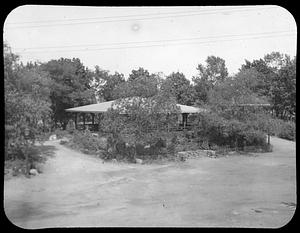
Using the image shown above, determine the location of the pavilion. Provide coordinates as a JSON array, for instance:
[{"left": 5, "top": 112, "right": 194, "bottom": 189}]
[{"left": 65, "top": 99, "right": 207, "bottom": 131}]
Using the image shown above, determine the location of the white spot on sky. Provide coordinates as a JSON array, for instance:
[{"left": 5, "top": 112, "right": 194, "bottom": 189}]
[{"left": 131, "top": 24, "right": 140, "bottom": 32}]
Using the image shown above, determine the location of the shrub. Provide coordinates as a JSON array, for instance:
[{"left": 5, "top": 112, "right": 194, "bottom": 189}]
[
  {"left": 242, "top": 129, "right": 267, "bottom": 147},
  {"left": 52, "top": 129, "right": 69, "bottom": 139},
  {"left": 70, "top": 130, "right": 107, "bottom": 153},
  {"left": 266, "top": 118, "right": 295, "bottom": 141},
  {"left": 277, "top": 120, "right": 295, "bottom": 141},
  {"left": 192, "top": 112, "right": 270, "bottom": 152}
]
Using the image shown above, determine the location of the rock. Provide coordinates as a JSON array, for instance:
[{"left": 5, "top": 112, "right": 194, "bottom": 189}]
[
  {"left": 49, "top": 134, "right": 57, "bottom": 140},
  {"left": 176, "top": 152, "right": 187, "bottom": 162},
  {"left": 29, "top": 169, "right": 38, "bottom": 176},
  {"left": 107, "top": 147, "right": 113, "bottom": 153},
  {"left": 35, "top": 164, "right": 43, "bottom": 173},
  {"left": 135, "top": 158, "right": 143, "bottom": 164},
  {"left": 207, "top": 150, "right": 216, "bottom": 158}
]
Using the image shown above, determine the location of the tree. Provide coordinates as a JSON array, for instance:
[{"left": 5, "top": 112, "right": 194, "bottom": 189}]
[
  {"left": 271, "top": 57, "right": 296, "bottom": 119},
  {"left": 113, "top": 68, "right": 160, "bottom": 99},
  {"left": 128, "top": 67, "right": 150, "bottom": 82},
  {"left": 196, "top": 56, "right": 228, "bottom": 85},
  {"left": 240, "top": 52, "right": 296, "bottom": 119},
  {"left": 4, "top": 43, "right": 52, "bottom": 162},
  {"left": 161, "top": 72, "right": 196, "bottom": 105},
  {"left": 93, "top": 66, "right": 125, "bottom": 101},
  {"left": 207, "top": 69, "right": 270, "bottom": 122},
  {"left": 192, "top": 76, "right": 211, "bottom": 105},
  {"left": 41, "top": 58, "right": 96, "bottom": 129},
  {"left": 193, "top": 56, "right": 228, "bottom": 105},
  {"left": 101, "top": 88, "right": 180, "bottom": 159}
]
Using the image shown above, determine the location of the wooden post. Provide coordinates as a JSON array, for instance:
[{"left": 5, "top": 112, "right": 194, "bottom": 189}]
[
  {"left": 182, "top": 113, "right": 188, "bottom": 130},
  {"left": 74, "top": 112, "right": 77, "bottom": 130},
  {"left": 83, "top": 113, "right": 86, "bottom": 129},
  {"left": 25, "top": 144, "right": 30, "bottom": 177},
  {"left": 92, "top": 113, "right": 95, "bottom": 125}
]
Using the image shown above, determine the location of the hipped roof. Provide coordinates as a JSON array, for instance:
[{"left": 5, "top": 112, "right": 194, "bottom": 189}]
[{"left": 65, "top": 99, "right": 206, "bottom": 114}]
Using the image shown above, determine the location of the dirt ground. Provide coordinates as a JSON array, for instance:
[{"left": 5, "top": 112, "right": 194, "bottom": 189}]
[{"left": 4, "top": 137, "right": 296, "bottom": 228}]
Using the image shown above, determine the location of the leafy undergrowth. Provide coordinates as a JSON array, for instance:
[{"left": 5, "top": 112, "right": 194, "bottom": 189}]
[
  {"left": 5, "top": 144, "right": 57, "bottom": 178},
  {"left": 61, "top": 129, "right": 273, "bottom": 164}
]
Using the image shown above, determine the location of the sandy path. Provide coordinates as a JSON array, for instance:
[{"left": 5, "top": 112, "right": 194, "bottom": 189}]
[{"left": 4, "top": 137, "right": 296, "bottom": 228}]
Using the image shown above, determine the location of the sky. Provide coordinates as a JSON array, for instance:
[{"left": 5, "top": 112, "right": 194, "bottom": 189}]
[{"left": 3, "top": 5, "right": 297, "bottom": 80}]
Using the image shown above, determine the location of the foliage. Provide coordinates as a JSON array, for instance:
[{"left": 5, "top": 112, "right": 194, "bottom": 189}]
[
  {"left": 4, "top": 43, "right": 52, "bottom": 161},
  {"left": 240, "top": 52, "right": 296, "bottom": 120},
  {"left": 192, "top": 55, "right": 229, "bottom": 105},
  {"left": 207, "top": 71, "right": 270, "bottom": 113},
  {"left": 128, "top": 67, "right": 150, "bottom": 82},
  {"left": 192, "top": 111, "right": 270, "bottom": 151},
  {"left": 161, "top": 72, "right": 196, "bottom": 105},
  {"left": 41, "top": 58, "right": 96, "bottom": 129},
  {"left": 113, "top": 68, "right": 160, "bottom": 99},
  {"left": 195, "top": 56, "right": 228, "bottom": 85},
  {"left": 69, "top": 130, "right": 107, "bottom": 153},
  {"left": 277, "top": 121, "right": 295, "bottom": 141},
  {"left": 93, "top": 66, "right": 125, "bottom": 101},
  {"left": 267, "top": 118, "right": 295, "bottom": 141},
  {"left": 100, "top": 89, "right": 180, "bottom": 160}
]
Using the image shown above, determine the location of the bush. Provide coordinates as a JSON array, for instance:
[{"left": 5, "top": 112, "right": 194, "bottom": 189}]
[
  {"left": 266, "top": 118, "right": 295, "bottom": 141},
  {"left": 52, "top": 129, "right": 69, "bottom": 139},
  {"left": 70, "top": 130, "right": 107, "bottom": 153},
  {"left": 192, "top": 112, "right": 270, "bottom": 152},
  {"left": 242, "top": 129, "right": 267, "bottom": 147},
  {"left": 277, "top": 121, "right": 295, "bottom": 141}
]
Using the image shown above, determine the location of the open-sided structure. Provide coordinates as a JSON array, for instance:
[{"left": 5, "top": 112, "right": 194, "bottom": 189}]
[{"left": 65, "top": 99, "right": 207, "bottom": 131}]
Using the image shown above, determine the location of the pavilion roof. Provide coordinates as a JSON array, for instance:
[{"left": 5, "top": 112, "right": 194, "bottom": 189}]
[{"left": 65, "top": 99, "right": 206, "bottom": 114}]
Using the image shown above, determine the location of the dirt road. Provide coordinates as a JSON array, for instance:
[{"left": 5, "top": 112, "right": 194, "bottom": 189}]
[{"left": 4, "top": 137, "right": 296, "bottom": 228}]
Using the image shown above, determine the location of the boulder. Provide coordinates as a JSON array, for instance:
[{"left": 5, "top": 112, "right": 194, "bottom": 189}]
[
  {"left": 31, "top": 162, "right": 43, "bottom": 173},
  {"left": 207, "top": 150, "right": 217, "bottom": 158},
  {"left": 108, "top": 147, "right": 113, "bottom": 153},
  {"left": 176, "top": 152, "right": 187, "bottom": 162},
  {"left": 49, "top": 134, "right": 57, "bottom": 140},
  {"left": 144, "top": 144, "right": 150, "bottom": 149},
  {"left": 29, "top": 169, "right": 38, "bottom": 176},
  {"left": 111, "top": 159, "right": 117, "bottom": 163},
  {"left": 135, "top": 158, "right": 143, "bottom": 164}
]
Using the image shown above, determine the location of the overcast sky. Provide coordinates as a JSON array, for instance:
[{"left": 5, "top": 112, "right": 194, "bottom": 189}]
[{"left": 4, "top": 5, "right": 297, "bottom": 79}]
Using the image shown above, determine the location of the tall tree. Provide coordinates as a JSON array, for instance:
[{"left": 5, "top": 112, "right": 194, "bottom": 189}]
[
  {"left": 41, "top": 58, "right": 96, "bottom": 129},
  {"left": 113, "top": 68, "right": 159, "bottom": 99},
  {"left": 193, "top": 56, "right": 228, "bottom": 105},
  {"left": 4, "top": 43, "right": 52, "bottom": 160},
  {"left": 270, "top": 56, "right": 296, "bottom": 119},
  {"left": 239, "top": 52, "right": 296, "bottom": 119},
  {"left": 161, "top": 72, "right": 196, "bottom": 105},
  {"left": 93, "top": 66, "right": 125, "bottom": 101},
  {"left": 196, "top": 56, "right": 228, "bottom": 85},
  {"left": 128, "top": 67, "right": 150, "bottom": 82}
]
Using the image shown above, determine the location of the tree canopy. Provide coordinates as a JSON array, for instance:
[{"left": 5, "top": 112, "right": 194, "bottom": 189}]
[
  {"left": 161, "top": 72, "right": 196, "bottom": 105},
  {"left": 41, "top": 58, "right": 96, "bottom": 129}
]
